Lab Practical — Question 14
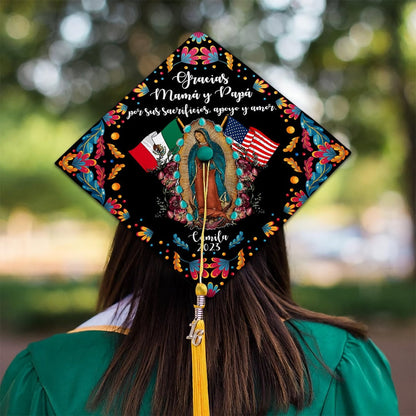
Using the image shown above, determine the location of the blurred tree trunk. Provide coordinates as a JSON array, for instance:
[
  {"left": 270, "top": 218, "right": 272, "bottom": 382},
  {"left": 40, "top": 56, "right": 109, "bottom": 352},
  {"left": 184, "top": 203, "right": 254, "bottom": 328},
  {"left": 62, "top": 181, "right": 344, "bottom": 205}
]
[
  {"left": 400, "top": 81, "right": 416, "bottom": 279},
  {"left": 389, "top": 6, "right": 416, "bottom": 279}
]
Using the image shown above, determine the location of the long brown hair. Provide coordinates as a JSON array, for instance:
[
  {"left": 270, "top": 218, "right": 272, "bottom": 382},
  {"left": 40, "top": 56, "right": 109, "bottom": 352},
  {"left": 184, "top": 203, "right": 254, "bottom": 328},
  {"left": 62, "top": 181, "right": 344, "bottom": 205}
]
[{"left": 91, "top": 223, "right": 367, "bottom": 415}]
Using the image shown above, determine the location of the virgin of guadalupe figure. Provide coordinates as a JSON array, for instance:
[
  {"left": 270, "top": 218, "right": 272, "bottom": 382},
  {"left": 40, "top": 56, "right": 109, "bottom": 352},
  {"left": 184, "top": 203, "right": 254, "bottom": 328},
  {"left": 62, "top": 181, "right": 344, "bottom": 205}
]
[{"left": 188, "top": 129, "right": 229, "bottom": 219}]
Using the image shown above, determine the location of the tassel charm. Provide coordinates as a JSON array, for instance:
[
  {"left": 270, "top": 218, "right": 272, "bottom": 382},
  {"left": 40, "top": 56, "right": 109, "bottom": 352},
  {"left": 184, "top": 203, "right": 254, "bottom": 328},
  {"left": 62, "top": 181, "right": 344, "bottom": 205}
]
[{"left": 187, "top": 283, "right": 210, "bottom": 416}]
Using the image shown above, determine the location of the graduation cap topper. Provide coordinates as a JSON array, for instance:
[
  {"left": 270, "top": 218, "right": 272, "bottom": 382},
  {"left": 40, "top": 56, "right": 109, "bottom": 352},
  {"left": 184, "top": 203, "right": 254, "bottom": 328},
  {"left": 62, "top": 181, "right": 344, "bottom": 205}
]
[{"left": 56, "top": 32, "right": 350, "bottom": 295}]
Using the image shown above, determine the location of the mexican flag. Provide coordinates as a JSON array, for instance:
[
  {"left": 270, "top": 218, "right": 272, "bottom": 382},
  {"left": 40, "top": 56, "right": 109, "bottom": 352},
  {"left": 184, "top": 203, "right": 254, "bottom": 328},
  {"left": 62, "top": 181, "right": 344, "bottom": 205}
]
[{"left": 129, "top": 119, "right": 183, "bottom": 171}]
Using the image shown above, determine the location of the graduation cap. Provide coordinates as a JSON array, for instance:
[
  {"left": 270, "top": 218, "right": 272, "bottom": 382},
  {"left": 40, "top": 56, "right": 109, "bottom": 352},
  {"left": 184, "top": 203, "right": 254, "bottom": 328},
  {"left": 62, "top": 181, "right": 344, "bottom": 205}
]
[{"left": 56, "top": 32, "right": 350, "bottom": 415}]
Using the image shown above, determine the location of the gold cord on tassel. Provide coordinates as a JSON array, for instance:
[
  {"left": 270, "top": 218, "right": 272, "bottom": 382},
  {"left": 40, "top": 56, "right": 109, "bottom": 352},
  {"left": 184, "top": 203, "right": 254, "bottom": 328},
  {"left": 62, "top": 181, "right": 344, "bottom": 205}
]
[{"left": 186, "top": 159, "right": 210, "bottom": 416}]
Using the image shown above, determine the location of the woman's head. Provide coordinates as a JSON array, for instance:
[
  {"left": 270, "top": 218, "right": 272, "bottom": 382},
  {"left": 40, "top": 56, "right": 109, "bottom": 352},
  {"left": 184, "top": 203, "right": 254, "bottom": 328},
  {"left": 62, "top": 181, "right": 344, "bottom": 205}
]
[
  {"left": 94, "top": 223, "right": 366, "bottom": 415},
  {"left": 194, "top": 129, "right": 209, "bottom": 145}
]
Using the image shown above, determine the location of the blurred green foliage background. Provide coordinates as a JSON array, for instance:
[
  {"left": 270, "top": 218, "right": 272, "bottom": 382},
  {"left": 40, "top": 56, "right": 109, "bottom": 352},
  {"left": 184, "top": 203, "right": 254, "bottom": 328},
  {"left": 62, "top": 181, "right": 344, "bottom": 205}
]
[{"left": 0, "top": 0, "right": 415, "bottom": 330}]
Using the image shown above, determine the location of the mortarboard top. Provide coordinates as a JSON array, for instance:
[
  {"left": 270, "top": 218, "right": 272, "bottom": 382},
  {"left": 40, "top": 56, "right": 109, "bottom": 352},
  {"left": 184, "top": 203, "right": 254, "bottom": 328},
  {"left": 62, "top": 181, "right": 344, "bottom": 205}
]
[
  {"left": 56, "top": 32, "right": 350, "bottom": 294},
  {"left": 56, "top": 31, "right": 350, "bottom": 416}
]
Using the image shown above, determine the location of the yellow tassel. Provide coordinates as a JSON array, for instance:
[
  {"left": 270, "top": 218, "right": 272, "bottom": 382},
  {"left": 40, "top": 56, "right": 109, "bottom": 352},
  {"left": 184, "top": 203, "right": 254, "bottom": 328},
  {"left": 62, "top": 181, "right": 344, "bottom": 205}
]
[
  {"left": 188, "top": 152, "right": 211, "bottom": 416},
  {"left": 191, "top": 319, "right": 210, "bottom": 416}
]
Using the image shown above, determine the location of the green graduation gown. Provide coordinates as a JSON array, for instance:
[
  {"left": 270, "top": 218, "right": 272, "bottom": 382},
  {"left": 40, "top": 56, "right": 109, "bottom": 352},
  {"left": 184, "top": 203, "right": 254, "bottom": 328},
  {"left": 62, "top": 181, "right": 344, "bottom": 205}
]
[{"left": 1, "top": 318, "right": 398, "bottom": 415}]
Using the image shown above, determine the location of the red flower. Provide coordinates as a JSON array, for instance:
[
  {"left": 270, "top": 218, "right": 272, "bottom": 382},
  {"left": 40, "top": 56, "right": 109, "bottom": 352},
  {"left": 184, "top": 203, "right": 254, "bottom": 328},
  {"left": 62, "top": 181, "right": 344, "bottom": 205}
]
[
  {"left": 291, "top": 190, "right": 308, "bottom": 207},
  {"left": 168, "top": 195, "right": 181, "bottom": 211},
  {"left": 312, "top": 142, "right": 337, "bottom": 164},
  {"left": 160, "top": 162, "right": 178, "bottom": 188},
  {"left": 104, "top": 197, "right": 122, "bottom": 214},
  {"left": 103, "top": 110, "right": 120, "bottom": 126},
  {"left": 206, "top": 282, "right": 220, "bottom": 297},
  {"left": 181, "top": 46, "right": 199, "bottom": 65},
  {"left": 189, "top": 259, "right": 209, "bottom": 280},
  {"left": 72, "top": 152, "right": 96, "bottom": 173},
  {"left": 200, "top": 46, "right": 218, "bottom": 64},
  {"left": 210, "top": 258, "right": 230, "bottom": 279},
  {"left": 284, "top": 104, "right": 301, "bottom": 120}
]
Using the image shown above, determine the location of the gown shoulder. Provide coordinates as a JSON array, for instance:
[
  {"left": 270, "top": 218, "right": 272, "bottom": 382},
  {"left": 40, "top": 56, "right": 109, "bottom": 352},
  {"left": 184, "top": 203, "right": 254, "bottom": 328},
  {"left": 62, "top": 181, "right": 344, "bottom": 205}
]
[{"left": 280, "top": 319, "right": 399, "bottom": 416}]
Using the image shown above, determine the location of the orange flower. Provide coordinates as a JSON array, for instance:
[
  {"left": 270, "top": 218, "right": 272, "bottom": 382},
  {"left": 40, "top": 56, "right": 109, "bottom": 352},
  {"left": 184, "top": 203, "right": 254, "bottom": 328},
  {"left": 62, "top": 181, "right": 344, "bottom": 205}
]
[
  {"left": 137, "top": 226, "right": 153, "bottom": 242},
  {"left": 253, "top": 78, "right": 269, "bottom": 93},
  {"left": 166, "top": 54, "right": 174, "bottom": 72},
  {"left": 275, "top": 97, "right": 288, "bottom": 109},
  {"left": 116, "top": 102, "right": 127, "bottom": 115},
  {"left": 225, "top": 52, "right": 233, "bottom": 70},
  {"left": 58, "top": 153, "right": 77, "bottom": 173},
  {"left": 133, "top": 82, "right": 149, "bottom": 97},
  {"left": 283, "top": 202, "right": 296, "bottom": 216},
  {"left": 331, "top": 143, "right": 349, "bottom": 164},
  {"left": 236, "top": 249, "right": 245, "bottom": 270},
  {"left": 173, "top": 252, "right": 183, "bottom": 272},
  {"left": 117, "top": 209, "right": 130, "bottom": 222},
  {"left": 262, "top": 221, "right": 278, "bottom": 237}
]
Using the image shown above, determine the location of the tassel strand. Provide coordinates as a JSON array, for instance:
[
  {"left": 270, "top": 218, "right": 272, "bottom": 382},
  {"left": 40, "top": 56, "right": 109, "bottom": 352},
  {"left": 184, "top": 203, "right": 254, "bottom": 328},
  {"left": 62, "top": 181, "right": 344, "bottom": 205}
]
[{"left": 187, "top": 156, "right": 211, "bottom": 416}]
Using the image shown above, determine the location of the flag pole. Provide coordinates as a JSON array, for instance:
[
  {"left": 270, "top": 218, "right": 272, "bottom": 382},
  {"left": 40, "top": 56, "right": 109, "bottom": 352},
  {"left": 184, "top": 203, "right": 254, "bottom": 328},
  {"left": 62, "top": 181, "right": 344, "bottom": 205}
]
[
  {"left": 221, "top": 115, "right": 228, "bottom": 128},
  {"left": 177, "top": 117, "right": 185, "bottom": 130}
]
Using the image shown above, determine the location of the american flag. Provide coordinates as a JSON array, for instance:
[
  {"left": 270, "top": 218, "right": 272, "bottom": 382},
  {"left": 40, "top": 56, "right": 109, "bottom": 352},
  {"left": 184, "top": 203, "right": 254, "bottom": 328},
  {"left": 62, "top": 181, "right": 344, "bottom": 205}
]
[
  {"left": 224, "top": 116, "right": 279, "bottom": 166},
  {"left": 247, "top": 127, "right": 280, "bottom": 166},
  {"left": 223, "top": 116, "right": 252, "bottom": 152}
]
